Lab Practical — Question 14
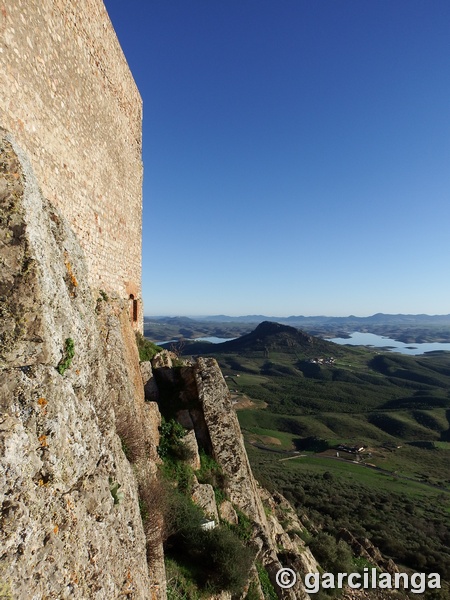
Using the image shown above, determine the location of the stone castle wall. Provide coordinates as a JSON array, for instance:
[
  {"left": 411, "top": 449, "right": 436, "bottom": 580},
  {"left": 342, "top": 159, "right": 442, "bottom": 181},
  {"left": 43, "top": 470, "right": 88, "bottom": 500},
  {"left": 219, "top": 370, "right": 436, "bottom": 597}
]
[{"left": 0, "top": 0, "right": 143, "bottom": 325}]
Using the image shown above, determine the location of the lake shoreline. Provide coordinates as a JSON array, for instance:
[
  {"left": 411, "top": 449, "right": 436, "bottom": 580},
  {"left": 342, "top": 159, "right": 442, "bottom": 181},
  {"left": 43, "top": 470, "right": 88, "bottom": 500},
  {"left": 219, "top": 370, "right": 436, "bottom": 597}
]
[{"left": 329, "top": 331, "right": 450, "bottom": 355}]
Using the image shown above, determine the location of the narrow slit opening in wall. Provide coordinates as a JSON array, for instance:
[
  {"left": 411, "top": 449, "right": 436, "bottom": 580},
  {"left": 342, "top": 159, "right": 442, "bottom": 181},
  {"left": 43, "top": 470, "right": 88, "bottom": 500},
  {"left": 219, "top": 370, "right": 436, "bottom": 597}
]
[{"left": 129, "top": 294, "right": 138, "bottom": 322}]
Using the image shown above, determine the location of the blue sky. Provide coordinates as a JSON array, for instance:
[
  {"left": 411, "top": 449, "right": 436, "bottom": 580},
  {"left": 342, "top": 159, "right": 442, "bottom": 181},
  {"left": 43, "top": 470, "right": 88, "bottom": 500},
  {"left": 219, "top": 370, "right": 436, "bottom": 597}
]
[{"left": 104, "top": 0, "right": 450, "bottom": 317}]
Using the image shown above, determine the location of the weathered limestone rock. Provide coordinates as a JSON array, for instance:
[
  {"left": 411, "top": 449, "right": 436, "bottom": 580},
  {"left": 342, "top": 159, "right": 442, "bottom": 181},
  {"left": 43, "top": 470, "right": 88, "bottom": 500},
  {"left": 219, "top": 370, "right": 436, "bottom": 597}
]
[
  {"left": 342, "top": 591, "right": 402, "bottom": 600},
  {"left": 182, "top": 429, "right": 201, "bottom": 470},
  {"left": 339, "top": 529, "right": 399, "bottom": 575},
  {"left": 143, "top": 401, "right": 163, "bottom": 466},
  {"left": 191, "top": 480, "right": 219, "bottom": 522},
  {"left": 193, "top": 358, "right": 311, "bottom": 600},
  {"left": 150, "top": 347, "right": 316, "bottom": 598},
  {"left": 219, "top": 500, "right": 238, "bottom": 526},
  {"left": 140, "top": 360, "right": 160, "bottom": 402},
  {"left": 0, "top": 130, "right": 164, "bottom": 599},
  {"left": 194, "top": 358, "right": 268, "bottom": 526},
  {"left": 152, "top": 350, "right": 177, "bottom": 369},
  {"left": 260, "top": 488, "right": 320, "bottom": 584}
]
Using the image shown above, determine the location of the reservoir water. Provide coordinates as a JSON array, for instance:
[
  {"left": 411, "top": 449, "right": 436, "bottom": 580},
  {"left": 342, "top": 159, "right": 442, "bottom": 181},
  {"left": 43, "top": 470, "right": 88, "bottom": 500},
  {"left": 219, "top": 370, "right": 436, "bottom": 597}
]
[
  {"left": 329, "top": 332, "right": 450, "bottom": 355},
  {"left": 194, "top": 336, "right": 236, "bottom": 344},
  {"left": 156, "top": 336, "right": 235, "bottom": 345}
]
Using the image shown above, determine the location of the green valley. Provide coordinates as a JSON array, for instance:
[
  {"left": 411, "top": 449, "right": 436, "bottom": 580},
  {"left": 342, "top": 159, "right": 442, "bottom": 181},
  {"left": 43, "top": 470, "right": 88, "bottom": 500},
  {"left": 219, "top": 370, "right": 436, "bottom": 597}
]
[{"left": 174, "top": 322, "right": 450, "bottom": 594}]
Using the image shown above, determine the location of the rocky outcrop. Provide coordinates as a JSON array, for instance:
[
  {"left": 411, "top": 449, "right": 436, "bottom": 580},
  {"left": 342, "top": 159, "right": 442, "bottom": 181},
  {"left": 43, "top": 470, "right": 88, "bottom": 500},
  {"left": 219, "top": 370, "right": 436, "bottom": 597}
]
[
  {"left": 339, "top": 529, "right": 399, "bottom": 576},
  {"left": 194, "top": 358, "right": 312, "bottom": 599},
  {"left": 140, "top": 360, "right": 160, "bottom": 402},
  {"left": 182, "top": 429, "right": 201, "bottom": 470},
  {"left": 219, "top": 500, "right": 238, "bottom": 526},
  {"left": 0, "top": 130, "right": 163, "bottom": 599},
  {"left": 191, "top": 480, "right": 219, "bottom": 522},
  {"left": 194, "top": 358, "right": 269, "bottom": 526},
  {"left": 2, "top": 128, "right": 395, "bottom": 600},
  {"left": 152, "top": 354, "right": 312, "bottom": 599},
  {"left": 259, "top": 489, "right": 320, "bottom": 577}
]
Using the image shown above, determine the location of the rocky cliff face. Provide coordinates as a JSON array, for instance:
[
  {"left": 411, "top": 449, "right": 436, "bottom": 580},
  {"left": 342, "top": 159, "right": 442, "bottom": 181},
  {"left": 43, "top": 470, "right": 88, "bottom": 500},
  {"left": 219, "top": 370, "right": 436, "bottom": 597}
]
[
  {"left": 1, "top": 128, "right": 401, "bottom": 600},
  {"left": 0, "top": 129, "right": 163, "bottom": 599}
]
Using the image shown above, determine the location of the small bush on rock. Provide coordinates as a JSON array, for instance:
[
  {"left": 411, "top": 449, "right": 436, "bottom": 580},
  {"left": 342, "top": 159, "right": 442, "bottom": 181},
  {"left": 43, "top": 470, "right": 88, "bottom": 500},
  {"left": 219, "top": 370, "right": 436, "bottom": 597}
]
[
  {"left": 57, "top": 337, "right": 75, "bottom": 375},
  {"left": 116, "top": 407, "right": 146, "bottom": 463},
  {"left": 196, "top": 450, "right": 227, "bottom": 490},
  {"left": 158, "top": 418, "right": 187, "bottom": 460},
  {"left": 136, "top": 332, "right": 163, "bottom": 362},
  {"left": 256, "top": 563, "right": 278, "bottom": 600},
  {"left": 138, "top": 474, "right": 173, "bottom": 565},
  {"left": 163, "top": 487, "right": 255, "bottom": 595},
  {"left": 167, "top": 519, "right": 255, "bottom": 595},
  {"left": 308, "top": 532, "right": 353, "bottom": 574}
]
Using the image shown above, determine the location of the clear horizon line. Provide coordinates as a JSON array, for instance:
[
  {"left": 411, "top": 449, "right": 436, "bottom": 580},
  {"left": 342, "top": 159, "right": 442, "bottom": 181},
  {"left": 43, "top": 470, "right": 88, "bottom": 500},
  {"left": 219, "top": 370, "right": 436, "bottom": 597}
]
[{"left": 143, "top": 312, "right": 450, "bottom": 319}]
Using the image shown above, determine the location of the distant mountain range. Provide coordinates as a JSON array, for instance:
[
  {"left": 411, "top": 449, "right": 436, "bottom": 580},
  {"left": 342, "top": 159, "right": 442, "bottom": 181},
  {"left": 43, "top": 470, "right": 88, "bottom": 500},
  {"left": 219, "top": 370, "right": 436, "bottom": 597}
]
[
  {"left": 146, "top": 313, "right": 450, "bottom": 325},
  {"left": 208, "top": 314, "right": 450, "bottom": 325},
  {"left": 144, "top": 313, "right": 450, "bottom": 345}
]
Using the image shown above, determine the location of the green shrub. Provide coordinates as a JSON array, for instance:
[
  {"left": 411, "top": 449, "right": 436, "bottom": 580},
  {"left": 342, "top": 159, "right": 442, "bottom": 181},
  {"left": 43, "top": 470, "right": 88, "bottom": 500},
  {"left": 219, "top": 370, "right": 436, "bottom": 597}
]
[
  {"left": 158, "top": 421, "right": 195, "bottom": 496},
  {"left": 295, "top": 528, "right": 312, "bottom": 544},
  {"left": 352, "top": 556, "right": 375, "bottom": 573},
  {"left": 196, "top": 450, "right": 227, "bottom": 490},
  {"left": 169, "top": 525, "right": 255, "bottom": 595},
  {"left": 136, "top": 332, "right": 163, "bottom": 362},
  {"left": 244, "top": 580, "right": 261, "bottom": 600},
  {"left": 161, "top": 459, "right": 195, "bottom": 495},
  {"left": 198, "top": 526, "right": 255, "bottom": 594},
  {"left": 165, "top": 558, "right": 201, "bottom": 600},
  {"left": 233, "top": 508, "right": 254, "bottom": 542},
  {"left": 308, "top": 533, "right": 353, "bottom": 574},
  {"left": 57, "top": 337, "right": 75, "bottom": 375},
  {"left": 162, "top": 487, "right": 205, "bottom": 542},
  {"left": 214, "top": 487, "right": 226, "bottom": 506},
  {"left": 256, "top": 563, "right": 277, "bottom": 600},
  {"left": 158, "top": 418, "right": 187, "bottom": 460},
  {"left": 164, "top": 491, "right": 255, "bottom": 596},
  {"left": 158, "top": 423, "right": 253, "bottom": 596}
]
